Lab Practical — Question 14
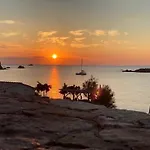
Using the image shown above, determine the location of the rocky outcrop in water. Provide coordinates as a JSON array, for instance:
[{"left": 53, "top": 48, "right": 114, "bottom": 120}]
[
  {"left": 122, "top": 68, "right": 150, "bottom": 73},
  {"left": 18, "top": 65, "right": 25, "bottom": 69},
  {"left": 0, "top": 85, "right": 150, "bottom": 150}
]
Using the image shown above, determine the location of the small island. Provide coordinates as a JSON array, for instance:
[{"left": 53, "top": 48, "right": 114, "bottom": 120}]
[
  {"left": 122, "top": 68, "right": 150, "bottom": 73},
  {"left": 28, "top": 64, "right": 33, "bottom": 66},
  {"left": 18, "top": 65, "right": 25, "bottom": 69}
]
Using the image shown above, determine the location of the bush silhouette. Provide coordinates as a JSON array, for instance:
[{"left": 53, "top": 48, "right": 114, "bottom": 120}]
[
  {"left": 82, "top": 76, "right": 98, "bottom": 101},
  {"left": 93, "top": 85, "right": 116, "bottom": 108},
  {"left": 82, "top": 76, "right": 116, "bottom": 108}
]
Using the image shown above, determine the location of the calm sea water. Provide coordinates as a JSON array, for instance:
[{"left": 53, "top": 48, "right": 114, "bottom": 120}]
[{"left": 0, "top": 65, "right": 150, "bottom": 112}]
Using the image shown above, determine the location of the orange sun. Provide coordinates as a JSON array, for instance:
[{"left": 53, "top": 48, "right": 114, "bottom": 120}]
[{"left": 52, "top": 54, "right": 57, "bottom": 59}]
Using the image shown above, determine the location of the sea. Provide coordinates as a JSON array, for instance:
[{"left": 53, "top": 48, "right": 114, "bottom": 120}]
[{"left": 0, "top": 65, "right": 150, "bottom": 113}]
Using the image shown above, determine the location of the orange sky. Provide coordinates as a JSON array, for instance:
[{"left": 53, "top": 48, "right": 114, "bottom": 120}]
[{"left": 1, "top": 0, "right": 150, "bottom": 65}]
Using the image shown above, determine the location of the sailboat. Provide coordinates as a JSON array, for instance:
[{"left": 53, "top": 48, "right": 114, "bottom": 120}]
[{"left": 76, "top": 59, "right": 87, "bottom": 76}]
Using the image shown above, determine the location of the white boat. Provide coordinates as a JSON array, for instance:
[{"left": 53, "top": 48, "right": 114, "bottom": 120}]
[{"left": 76, "top": 59, "right": 87, "bottom": 76}]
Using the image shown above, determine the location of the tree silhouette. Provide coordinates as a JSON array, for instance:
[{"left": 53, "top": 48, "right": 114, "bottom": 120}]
[
  {"left": 35, "top": 82, "right": 52, "bottom": 97},
  {"left": 82, "top": 76, "right": 98, "bottom": 101},
  {"left": 82, "top": 76, "right": 116, "bottom": 108},
  {"left": 59, "top": 83, "right": 81, "bottom": 100}
]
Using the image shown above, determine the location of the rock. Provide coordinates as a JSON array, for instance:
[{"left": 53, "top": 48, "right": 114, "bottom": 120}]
[
  {"left": 28, "top": 64, "right": 33, "bottom": 66},
  {"left": 18, "top": 65, "right": 25, "bottom": 69},
  {"left": 0, "top": 82, "right": 150, "bottom": 149},
  {"left": 0, "top": 82, "right": 35, "bottom": 97},
  {"left": 122, "top": 68, "right": 150, "bottom": 73},
  {"left": 51, "top": 100, "right": 102, "bottom": 111}
]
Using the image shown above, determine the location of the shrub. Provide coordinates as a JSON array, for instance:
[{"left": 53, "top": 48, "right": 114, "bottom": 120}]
[
  {"left": 82, "top": 76, "right": 98, "bottom": 101},
  {"left": 93, "top": 85, "right": 116, "bottom": 108}
]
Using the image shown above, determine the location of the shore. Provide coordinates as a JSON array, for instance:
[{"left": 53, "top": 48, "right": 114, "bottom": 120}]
[{"left": 0, "top": 82, "right": 150, "bottom": 149}]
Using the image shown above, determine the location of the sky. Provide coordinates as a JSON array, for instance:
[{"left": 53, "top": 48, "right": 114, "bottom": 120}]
[{"left": 0, "top": 0, "right": 150, "bottom": 65}]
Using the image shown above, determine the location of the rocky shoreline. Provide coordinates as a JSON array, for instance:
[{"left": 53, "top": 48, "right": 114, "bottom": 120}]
[{"left": 0, "top": 82, "right": 150, "bottom": 149}]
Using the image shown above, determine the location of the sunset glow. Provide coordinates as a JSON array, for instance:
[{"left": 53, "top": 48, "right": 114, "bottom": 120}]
[{"left": 1, "top": 0, "right": 150, "bottom": 65}]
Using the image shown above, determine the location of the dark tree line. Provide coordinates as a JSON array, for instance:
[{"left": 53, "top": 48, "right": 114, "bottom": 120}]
[
  {"left": 35, "top": 76, "right": 116, "bottom": 108},
  {"left": 59, "top": 76, "right": 116, "bottom": 108}
]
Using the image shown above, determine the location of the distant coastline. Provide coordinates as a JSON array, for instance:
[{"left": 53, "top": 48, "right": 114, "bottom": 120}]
[{"left": 122, "top": 68, "right": 150, "bottom": 73}]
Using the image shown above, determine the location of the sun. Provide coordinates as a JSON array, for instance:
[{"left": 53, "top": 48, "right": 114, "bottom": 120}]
[{"left": 52, "top": 54, "right": 57, "bottom": 59}]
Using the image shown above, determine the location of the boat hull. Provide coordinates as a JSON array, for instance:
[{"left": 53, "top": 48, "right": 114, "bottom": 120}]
[{"left": 76, "top": 73, "right": 87, "bottom": 76}]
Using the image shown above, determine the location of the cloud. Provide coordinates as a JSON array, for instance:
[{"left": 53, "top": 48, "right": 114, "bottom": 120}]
[
  {"left": 70, "top": 41, "right": 101, "bottom": 48},
  {"left": 124, "top": 32, "right": 129, "bottom": 36},
  {"left": 112, "top": 40, "right": 130, "bottom": 45},
  {"left": 129, "top": 46, "right": 137, "bottom": 50},
  {"left": 22, "top": 33, "right": 29, "bottom": 40},
  {"left": 108, "top": 30, "right": 120, "bottom": 36},
  {"left": 112, "top": 40, "right": 122, "bottom": 45},
  {"left": 71, "top": 42, "right": 89, "bottom": 48},
  {"left": 100, "top": 40, "right": 109, "bottom": 45},
  {"left": 0, "top": 20, "right": 16, "bottom": 24},
  {"left": 92, "top": 30, "right": 106, "bottom": 36},
  {"left": 49, "top": 37, "right": 69, "bottom": 46},
  {"left": 74, "top": 37, "right": 86, "bottom": 42},
  {"left": 0, "top": 42, "right": 22, "bottom": 49},
  {"left": 69, "top": 30, "right": 86, "bottom": 36},
  {"left": 37, "top": 31, "right": 57, "bottom": 42},
  {"left": 38, "top": 31, "right": 57, "bottom": 38},
  {"left": 0, "top": 32, "right": 20, "bottom": 37}
]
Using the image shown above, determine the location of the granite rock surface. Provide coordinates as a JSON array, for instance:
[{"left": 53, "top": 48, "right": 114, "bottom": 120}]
[{"left": 0, "top": 94, "right": 150, "bottom": 150}]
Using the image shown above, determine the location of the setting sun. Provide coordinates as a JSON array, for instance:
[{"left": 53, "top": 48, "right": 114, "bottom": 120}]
[{"left": 52, "top": 54, "right": 57, "bottom": 59}]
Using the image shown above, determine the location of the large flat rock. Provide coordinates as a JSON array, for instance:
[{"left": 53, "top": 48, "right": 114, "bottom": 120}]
[{"left": 0, "top": 94, "right": 150, "bottom": 150}]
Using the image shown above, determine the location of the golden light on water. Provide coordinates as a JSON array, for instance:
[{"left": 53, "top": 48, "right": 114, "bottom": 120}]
[{"left": 49, "top": 66, "right": 61, "bottom": 99}]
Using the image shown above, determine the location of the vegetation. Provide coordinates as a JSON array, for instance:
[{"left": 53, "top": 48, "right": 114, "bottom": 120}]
[
  {"left": 82, "top": 76, "right": 98, "bottom": 101},
  {"left": 59, "top": 83, "right": 81, "bottom": 100},
  {"left": 35, "top": 81, "right": 52, "bottom": 97},
  {"left": 59, "top": 76, "right": 116, "bottom": 108},
  {"left": 93, "top": 85, "right": 116, "bottom": 108}
]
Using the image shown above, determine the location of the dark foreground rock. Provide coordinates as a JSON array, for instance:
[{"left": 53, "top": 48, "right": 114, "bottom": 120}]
[{"left": 0, "top": 95, "right": 150, "bottom": 150}]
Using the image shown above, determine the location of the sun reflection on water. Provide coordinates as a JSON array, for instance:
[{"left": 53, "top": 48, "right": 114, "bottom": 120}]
[{"left": 48, "top": 66, "right": 61, "bottom": 99}]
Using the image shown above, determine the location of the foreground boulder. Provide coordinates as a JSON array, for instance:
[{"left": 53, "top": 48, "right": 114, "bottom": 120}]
[
  {"left": 0, "top": 82, "right": 35, "bottom": 97},
  {"left": 0, "top": 89, "right": 150, "bottom": 149}
]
